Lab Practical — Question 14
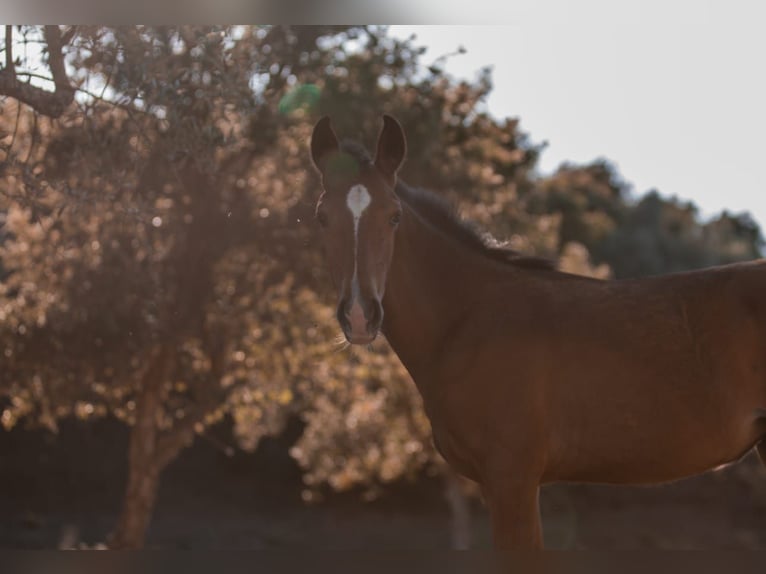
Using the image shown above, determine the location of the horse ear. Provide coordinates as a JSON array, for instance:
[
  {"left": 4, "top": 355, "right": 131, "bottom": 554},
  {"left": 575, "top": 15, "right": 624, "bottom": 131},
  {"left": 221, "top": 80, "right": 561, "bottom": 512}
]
[
  {"left": 310, "top": 116, "right": 340, "bottom": 173},
  {"left": 374, "top": 115, "right": 407, "bottom": 182}
]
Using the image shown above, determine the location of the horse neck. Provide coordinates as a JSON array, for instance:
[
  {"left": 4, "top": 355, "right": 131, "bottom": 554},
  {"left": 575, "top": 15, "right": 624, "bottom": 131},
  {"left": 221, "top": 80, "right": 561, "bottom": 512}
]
[{"left": 381, "top": 202, "right": 497, "bottom": 381}]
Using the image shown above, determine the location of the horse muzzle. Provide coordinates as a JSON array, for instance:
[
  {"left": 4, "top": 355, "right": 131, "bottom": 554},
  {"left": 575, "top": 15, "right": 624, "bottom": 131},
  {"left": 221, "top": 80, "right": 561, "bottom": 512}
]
[{"left": 337, "top": 297, "right": 383, "bottom": 345}]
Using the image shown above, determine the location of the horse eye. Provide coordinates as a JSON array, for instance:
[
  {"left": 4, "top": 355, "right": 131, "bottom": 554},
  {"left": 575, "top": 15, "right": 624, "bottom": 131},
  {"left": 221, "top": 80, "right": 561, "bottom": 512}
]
[
  {"left": 390, "top": 212, "right": 402, "bottom": 227},
  {"left": 316, "top": 211, "right": 329, "bottom": 228}
]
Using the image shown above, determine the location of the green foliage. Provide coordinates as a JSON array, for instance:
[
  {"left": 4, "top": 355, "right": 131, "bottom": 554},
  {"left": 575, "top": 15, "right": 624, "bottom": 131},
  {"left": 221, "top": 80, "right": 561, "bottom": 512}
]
[
  {"left": 600, "top": 192, "right": 764, "bottom": 277},
  {"left": 528, "top": 159, "right": 763, "bottom": 278}
]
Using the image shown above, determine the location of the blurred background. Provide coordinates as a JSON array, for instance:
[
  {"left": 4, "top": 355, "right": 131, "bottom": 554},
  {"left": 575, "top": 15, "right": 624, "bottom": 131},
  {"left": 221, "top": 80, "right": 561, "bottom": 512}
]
[{"left": 0, "top": 25, "right": 764, "bottom": 550}]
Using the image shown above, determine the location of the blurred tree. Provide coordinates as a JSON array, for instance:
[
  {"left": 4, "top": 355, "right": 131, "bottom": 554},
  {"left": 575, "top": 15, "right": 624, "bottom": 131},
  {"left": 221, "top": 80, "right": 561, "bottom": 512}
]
[{"left": 1, "top": 24, "right": 359, "bottom": 548}]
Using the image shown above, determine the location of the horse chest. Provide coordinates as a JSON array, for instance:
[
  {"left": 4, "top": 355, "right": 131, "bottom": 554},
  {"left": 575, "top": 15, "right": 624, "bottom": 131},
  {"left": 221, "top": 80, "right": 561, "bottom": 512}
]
[
  {"left": 430, "top": 421, "right": 483, "bottom": 483},
  {"left": 421, "top": 386, "right": 485, "bottom": 483}
]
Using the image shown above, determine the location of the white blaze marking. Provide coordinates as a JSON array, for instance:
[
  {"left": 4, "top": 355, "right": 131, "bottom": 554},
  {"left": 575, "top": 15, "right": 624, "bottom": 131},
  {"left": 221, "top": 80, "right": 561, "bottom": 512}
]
[{"left": 346, "top": 184, "right": 371, "bottom": 299}]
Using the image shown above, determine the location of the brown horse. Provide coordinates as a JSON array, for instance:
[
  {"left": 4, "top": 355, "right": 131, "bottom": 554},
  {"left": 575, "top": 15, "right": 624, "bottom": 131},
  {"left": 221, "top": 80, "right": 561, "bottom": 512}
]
[{"left": 309, "top": 114, "right": 766, "bottom": 549}]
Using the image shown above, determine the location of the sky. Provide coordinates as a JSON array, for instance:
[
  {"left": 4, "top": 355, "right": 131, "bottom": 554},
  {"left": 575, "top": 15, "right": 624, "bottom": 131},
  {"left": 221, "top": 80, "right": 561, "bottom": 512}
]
[{"left": 390, "top": 6, "right": 766, "bottom": 232}]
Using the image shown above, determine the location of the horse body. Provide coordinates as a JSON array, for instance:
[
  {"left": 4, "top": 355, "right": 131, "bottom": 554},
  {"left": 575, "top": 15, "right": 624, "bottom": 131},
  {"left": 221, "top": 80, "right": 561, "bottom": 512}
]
[
  {"left": 310, "top": 114, "right": 766, "bottom": 548},
  {"left": 541, "top": 264, "right": 766, "bottom": 484}
]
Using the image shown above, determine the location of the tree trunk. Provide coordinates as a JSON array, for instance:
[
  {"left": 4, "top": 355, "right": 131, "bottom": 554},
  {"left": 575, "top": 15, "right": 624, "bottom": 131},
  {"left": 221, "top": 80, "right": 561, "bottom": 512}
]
[
  {"left": 444, "top": 468, "right": 472, "bottom": 550},
  {"left": 109, "top": 348, "right": 167, "bottom": 549},
  {"left": 111, "top": 461, "right": 161, "bottom": 549}
]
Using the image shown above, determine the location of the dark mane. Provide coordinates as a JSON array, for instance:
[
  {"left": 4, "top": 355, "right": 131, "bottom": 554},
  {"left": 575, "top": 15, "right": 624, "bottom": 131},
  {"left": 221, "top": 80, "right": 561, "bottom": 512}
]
[
  {"left": 339, "top": 138, "right": 554, "bottom": 271},
  {"left": 394, "top": 181, "right": 555, "bottom": 271}
]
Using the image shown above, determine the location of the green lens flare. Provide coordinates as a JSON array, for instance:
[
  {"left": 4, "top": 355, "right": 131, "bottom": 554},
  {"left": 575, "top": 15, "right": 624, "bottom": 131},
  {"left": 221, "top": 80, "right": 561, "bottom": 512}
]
[{"left": 278, "top": 83, "right": 321, "bottom": 116}]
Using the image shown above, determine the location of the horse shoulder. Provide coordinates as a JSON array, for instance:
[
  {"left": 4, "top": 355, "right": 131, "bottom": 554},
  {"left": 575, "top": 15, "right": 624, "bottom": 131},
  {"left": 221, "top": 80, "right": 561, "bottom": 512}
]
[{"left": 427, "top": 321, "right": 552, "bottom": 475}]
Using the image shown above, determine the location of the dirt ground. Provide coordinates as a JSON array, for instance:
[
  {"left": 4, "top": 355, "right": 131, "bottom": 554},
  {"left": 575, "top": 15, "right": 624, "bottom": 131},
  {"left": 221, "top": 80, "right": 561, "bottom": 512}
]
[{"left": 2, "top": 418, "right": 766, "bottom": 549}]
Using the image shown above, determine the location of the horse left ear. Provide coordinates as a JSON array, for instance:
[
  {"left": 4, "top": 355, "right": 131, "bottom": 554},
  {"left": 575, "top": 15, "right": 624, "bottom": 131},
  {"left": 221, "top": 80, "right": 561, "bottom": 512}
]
[
  {"left": 374, "top": 115, "right": 407, "bottom": 183},
  {"left": 310, "top": 116, "right": 340, "bottom": 174}
]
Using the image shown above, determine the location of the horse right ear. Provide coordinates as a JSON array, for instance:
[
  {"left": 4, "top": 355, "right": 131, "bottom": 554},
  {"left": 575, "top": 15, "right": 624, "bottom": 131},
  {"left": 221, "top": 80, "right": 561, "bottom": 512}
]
[
  {"left": 310, "top": 116, "right": 340, "bottom": 173},
  {"left": 374, "top": 114, "right": 407, "bottom": 183}
]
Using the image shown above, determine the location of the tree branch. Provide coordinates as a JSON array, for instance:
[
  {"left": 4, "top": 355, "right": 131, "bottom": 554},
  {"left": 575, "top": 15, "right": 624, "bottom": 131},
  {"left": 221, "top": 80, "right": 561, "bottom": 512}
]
[
  {"left": 153, "top": 410, "right": 204, "bottom": 470},
  {"left": 60, "top": 26, "right": 78, "bottom": 46},
  {"left": 43, "top": 25, "right": 70, "bottom": 90},
  {"left": 14, "top": 71, "right": 154, "bottom": 117},
  {"left": 0, "top": 25, "right": 74, "bottom": 118},
  {"left": 4, "top": 26, "right": 14, "bottom": 79}
]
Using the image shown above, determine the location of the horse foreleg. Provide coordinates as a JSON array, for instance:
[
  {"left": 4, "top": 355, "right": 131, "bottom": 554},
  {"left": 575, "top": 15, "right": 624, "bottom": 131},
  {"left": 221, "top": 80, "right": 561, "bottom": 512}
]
[{"left": 484, "top": 479, "right": 543, "bottom": 550}]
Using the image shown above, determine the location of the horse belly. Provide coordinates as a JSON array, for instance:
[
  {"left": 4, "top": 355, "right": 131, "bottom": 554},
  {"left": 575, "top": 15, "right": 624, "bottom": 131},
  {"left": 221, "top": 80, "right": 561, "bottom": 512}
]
[
  {"left": 550, "top": 409, "right": 762, "bottom": 485},
  {"left": 545, "top": 334, "right": 766, "bottom": 483}
]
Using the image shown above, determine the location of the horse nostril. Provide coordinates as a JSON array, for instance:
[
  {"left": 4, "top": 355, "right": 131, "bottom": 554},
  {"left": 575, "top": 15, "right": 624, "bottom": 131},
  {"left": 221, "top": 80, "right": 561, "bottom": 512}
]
[
  {"left": 367, "top": 301, "right": 384, "bottom": 329},
  {"left": 337, "top": 300, "right": 352, "bottom": 327}
]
